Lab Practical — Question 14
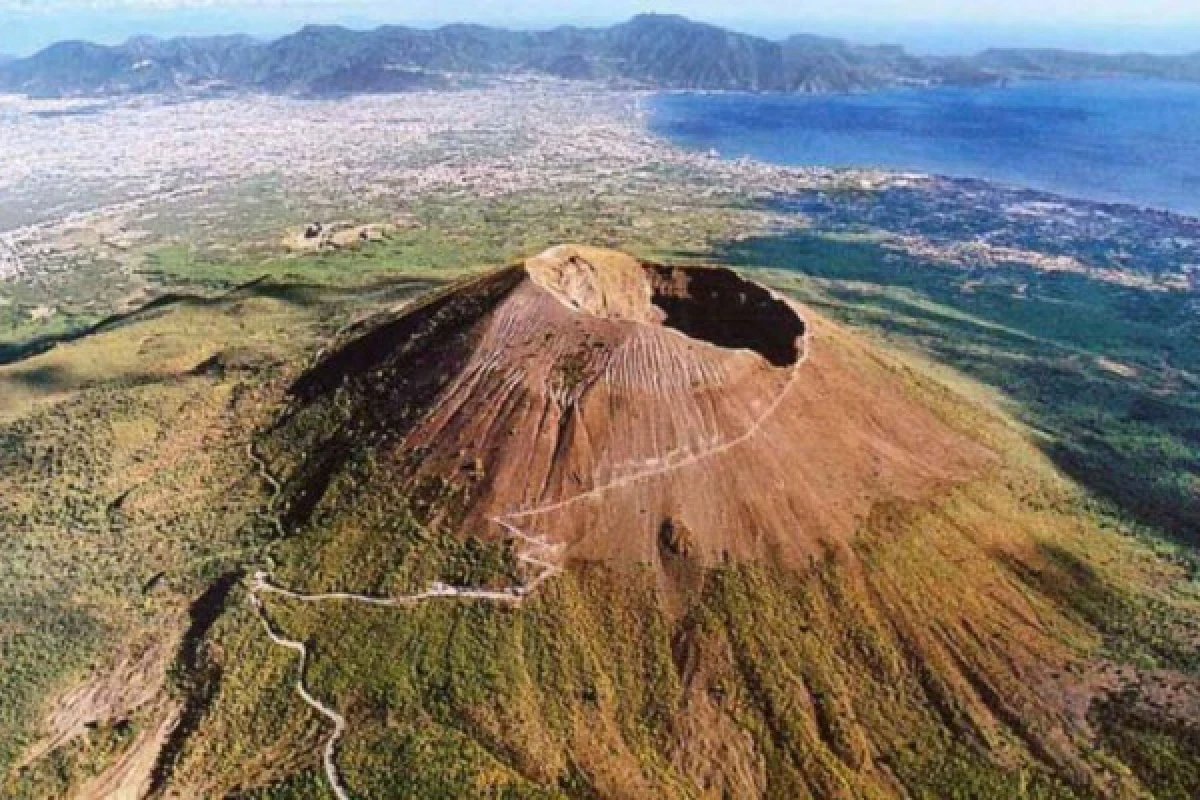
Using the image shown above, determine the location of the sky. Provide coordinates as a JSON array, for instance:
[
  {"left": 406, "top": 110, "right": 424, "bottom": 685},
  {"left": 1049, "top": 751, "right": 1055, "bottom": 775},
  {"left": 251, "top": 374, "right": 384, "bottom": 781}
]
[{"left": 2, "top": 0, "right": 1200, "bottom": 57}]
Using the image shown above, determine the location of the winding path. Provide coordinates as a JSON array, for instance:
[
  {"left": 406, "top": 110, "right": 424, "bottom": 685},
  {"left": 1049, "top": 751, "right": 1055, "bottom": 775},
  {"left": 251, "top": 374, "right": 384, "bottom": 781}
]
[
  {"left": 249, "top": 593, "right": 352, "bottom": 800},
  {"left": 246, "top": 306, "right": 811, "bottom": 799}
]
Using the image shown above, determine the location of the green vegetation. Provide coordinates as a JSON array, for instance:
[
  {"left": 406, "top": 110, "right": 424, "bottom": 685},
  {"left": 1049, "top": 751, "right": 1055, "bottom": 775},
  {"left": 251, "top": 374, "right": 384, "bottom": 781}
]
[
  {"left": 0, "top": 273, "right": 441, "bottom": 792},
  {"left": 140, "top": 193, "right": 742, "bottom": 291},
  {"left": 0, "top": 599, "right": 102, "bottom": 780},
  {"left": 236, "top": 770, "right": 336, "bottom": 800},
  {"left": 1012, "top": 544, "right": 1200, "bottom": 673},
  {"left": 5, "top": 715, "right": 142, "bottom": 798},
  {"left": 1091, "top": 688, "right": 1200, "bottom": 800},
  {"left": 177, "top": 478, "right": 1172, "bottom": 798}
]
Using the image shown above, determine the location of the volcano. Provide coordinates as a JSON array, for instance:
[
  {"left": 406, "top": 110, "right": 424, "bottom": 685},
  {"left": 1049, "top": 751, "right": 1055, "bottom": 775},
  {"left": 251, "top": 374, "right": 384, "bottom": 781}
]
[
  {"left": 278, "top": 245, "right": 986, "bottom": 573},
  {"left": 228, "top": 247, "right": 1198, "bottom": 800}
]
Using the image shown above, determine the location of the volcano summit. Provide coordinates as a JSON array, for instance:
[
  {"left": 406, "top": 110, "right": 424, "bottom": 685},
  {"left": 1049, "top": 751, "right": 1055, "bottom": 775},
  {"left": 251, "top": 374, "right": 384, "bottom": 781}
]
[{"left": 274, "top": 245, "right": 983, "bottom": 576}]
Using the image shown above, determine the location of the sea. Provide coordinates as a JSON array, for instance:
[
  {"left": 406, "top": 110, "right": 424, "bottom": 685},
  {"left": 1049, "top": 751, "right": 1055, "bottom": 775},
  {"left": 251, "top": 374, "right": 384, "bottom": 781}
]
[{"left": 649, "top": 80, "right": 1200, "bottom": 218}]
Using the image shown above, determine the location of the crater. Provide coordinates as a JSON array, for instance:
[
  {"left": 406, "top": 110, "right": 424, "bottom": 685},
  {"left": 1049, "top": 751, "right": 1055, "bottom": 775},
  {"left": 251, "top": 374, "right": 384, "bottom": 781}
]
[
  {"left": 645, "top": 263, "right": 804, "bottom": 368},
  {"left": 526, "top": 245, "right": 804, "bottom": 367}
]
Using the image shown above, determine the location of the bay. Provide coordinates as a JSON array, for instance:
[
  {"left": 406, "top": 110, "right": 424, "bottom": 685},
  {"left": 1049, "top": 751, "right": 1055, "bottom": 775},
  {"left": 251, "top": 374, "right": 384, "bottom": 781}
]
[{"left": 650, "top": 80, "right": 1200, "bottom": 217}]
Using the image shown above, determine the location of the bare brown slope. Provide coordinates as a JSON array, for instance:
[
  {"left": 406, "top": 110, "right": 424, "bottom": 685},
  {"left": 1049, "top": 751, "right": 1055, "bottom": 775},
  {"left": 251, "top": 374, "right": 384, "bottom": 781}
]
[{"left": 277, "top": 245, "right": 989, "bottom": 574}]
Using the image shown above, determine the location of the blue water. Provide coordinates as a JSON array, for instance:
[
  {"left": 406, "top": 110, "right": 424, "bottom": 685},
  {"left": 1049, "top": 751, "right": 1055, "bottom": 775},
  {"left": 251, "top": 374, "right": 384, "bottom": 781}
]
[{"left": 650, "top": 80, "right": 1200, "bottom": 217}]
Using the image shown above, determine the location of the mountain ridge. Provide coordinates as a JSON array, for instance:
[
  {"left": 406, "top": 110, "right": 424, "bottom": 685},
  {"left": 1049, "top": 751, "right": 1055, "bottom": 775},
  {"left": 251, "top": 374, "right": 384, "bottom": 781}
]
[{"left": 4, "top": 13, "right": 1198, "bottom": 97}]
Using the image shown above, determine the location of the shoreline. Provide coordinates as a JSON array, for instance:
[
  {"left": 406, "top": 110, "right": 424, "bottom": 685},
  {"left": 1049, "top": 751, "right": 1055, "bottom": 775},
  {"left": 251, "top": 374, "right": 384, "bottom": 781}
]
[{"left": 645, "top": 82, "right": 1200, "bottom": 221}]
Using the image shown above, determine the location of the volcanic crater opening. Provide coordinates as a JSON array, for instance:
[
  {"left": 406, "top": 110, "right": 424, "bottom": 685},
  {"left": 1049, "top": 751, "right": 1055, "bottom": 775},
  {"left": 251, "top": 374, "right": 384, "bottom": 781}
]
[
  {"left": 526, "top": 247, "right": 806, "bottom": 367},
  {"left": 645, "top": 264, "right": 805, "bottom": 367}
]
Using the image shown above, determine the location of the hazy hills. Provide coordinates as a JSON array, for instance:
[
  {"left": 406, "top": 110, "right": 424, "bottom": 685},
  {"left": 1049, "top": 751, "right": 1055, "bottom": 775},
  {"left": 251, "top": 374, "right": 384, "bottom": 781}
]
[
  {"left": 975, "top": 47, "right": 1200, "bottom": 82},
  {"left": 4, "top": 13, "right": 1198, "bottom": 98}
]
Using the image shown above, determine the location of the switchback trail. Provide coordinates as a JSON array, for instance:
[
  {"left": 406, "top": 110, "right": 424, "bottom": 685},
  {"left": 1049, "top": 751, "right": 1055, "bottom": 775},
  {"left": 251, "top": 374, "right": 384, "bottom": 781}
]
[
  {"left": 249, "top": 593, "right": 351, "bottom": 800},
  {"left": 245, "top": 304, "right": 811, "bottom": 799}
]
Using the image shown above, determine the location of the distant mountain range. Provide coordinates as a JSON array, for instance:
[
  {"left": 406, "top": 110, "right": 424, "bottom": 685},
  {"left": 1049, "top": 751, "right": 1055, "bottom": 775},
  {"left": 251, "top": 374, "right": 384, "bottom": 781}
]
[
  {"left": 973, "top": 48, "right": 1200, "bottom": 82},
  {"left": 2, "top": 14, "right": 1198, "bottom": 97}
]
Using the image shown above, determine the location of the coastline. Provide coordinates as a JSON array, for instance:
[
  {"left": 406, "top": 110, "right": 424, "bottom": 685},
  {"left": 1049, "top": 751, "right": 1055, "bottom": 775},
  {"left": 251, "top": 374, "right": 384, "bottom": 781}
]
[{"left": 645, "top": 80, "right": 1200, "bottom": 220}]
